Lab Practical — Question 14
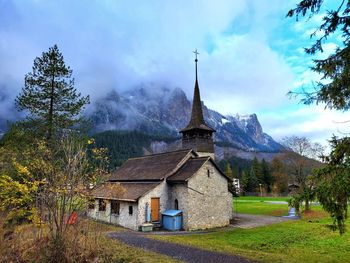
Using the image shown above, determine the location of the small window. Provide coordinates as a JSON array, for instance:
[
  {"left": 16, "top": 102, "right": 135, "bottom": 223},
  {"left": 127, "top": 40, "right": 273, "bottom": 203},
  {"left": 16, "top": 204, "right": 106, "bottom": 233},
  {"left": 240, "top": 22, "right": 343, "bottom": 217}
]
[
  {"left": 88, "top": 199, "right": 95, "bottom": 209},
  {"left": 98, "top": 199, "right": 106, "bottom": 211},
  {"left": 129, "top": 205, "right": 133, "bottom": 215},
  {"left": 111, "top": 200, "right": 120, "bottom": 215},
  {"left": 175, "top": 199, "right": 179, "bottom": 210},
  {"left": 207, "top": 169, "right": 210, "bottom": 177}
]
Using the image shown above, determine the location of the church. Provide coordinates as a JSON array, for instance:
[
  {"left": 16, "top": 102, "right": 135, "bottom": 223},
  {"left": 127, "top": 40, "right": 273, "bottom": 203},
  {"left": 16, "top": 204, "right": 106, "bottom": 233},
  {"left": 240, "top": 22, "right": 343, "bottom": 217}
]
[{"left": 88, "top": 53, "right": 233, "bottom": 231}]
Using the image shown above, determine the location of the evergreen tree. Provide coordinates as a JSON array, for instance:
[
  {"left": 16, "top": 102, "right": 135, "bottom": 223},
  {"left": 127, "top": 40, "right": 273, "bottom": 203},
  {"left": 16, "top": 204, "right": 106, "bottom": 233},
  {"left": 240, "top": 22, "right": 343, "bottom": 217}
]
[
  {"left": 261, "top": 159, "right": 274, "bottom": 193},
  {"left": 288, "top": 1, "right": 350, "bottom": 233},
  {"left": 241, "top": 170, "right": 249, "bottom": 194},
  {"left": 251, "top": 157, "right": 263, "bottom": 184},
  {"left": 246, "top": 166, "right": 259, "bottom": 193},
  {"left": 288, "top": 1, "right": 350, "bottom": 110},
  {"left": 15, "top": 45, "right": 90, "bottom": 139},
  {"left": 271, "top": 157, "right": 289, "bottom": 194},
  {"left": 225, "top": 162, "right": 238, "bottom": 195},
  {"left": 225, "top": 162, "right": 233, "bottom": 179}
]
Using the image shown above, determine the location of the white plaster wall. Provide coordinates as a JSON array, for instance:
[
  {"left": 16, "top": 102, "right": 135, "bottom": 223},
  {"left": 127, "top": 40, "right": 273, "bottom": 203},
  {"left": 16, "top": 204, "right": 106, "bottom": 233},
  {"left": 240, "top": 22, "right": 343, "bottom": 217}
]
[
  {"left": 87, "top": 199, "right": 138, "bottom": 230},
  {"left": 187, "top": 161, "right": 233, "bottom": 230},
  {"left": 117, "top": 202, "right": 138, "bottom": 230}
]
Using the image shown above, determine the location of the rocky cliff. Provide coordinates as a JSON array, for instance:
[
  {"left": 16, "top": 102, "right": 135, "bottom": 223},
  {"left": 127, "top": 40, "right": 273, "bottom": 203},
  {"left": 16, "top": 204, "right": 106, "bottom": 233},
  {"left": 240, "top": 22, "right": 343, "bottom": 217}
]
[{"left": 87, "top": 85, "right": 284, "bottom": 152}]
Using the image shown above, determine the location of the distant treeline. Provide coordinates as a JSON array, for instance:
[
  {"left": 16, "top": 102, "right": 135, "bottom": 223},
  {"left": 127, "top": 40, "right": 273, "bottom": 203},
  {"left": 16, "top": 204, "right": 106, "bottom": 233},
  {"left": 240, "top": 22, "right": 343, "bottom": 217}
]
[
  {"left": 92, "top": 130, "right": 178, "bottom": 169},
  {"left": 93, "top": 130, "right": 316, "bottom": 196}
]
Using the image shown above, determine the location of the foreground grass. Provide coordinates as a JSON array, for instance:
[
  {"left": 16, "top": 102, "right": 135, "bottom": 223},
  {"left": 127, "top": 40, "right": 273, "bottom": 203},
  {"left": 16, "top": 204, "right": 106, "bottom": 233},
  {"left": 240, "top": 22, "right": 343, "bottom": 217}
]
[
  {"left": 0, "top": 218, "right": 179, "bottom": 263},
  {"left": 152, "top": 213, "right": 350, "bottom": 263},
  {"left": 90, "top": 221, "right": 180, "bottom": 263}
]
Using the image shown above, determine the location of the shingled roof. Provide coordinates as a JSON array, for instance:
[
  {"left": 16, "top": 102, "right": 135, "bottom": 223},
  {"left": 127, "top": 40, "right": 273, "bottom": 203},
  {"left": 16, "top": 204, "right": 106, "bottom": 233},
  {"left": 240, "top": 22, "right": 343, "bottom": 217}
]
[
  {"left": 167, "top": 156, "right": 230, "bottom": 183},
  {"left": 91, "top": 182, "right": 160, "bottom": 202},
  {"left": 167, "top": 157, "right": 209, "bottom": 182},
  {"left": 108, "top": 149, "right": 196, "bottom": 182}
]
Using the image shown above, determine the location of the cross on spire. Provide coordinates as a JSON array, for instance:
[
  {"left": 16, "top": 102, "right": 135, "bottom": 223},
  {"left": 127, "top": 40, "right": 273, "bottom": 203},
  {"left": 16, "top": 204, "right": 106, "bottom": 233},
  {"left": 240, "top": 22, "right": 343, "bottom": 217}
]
[
  {"left": 193, "top": 49, "right": 199, "bottom": 82},
  {"left": 180, "top": 49, "right": 215, "bottom": 155},
  {"left": 193, "top": 49, "right": 199, "bottom": 62}
]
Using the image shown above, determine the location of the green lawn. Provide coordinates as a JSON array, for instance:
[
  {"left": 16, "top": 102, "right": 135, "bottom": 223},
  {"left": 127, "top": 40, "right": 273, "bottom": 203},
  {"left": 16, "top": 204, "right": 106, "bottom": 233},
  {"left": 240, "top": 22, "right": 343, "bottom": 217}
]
[
  {"left": 150, "top": 197, "right": 350, "bottom": 263},
  {"left": 234, "top": 199, "right": 288, "bottom": 216},
  {"left": 236, "top": 196, "right": 290, "bottom": 202},
  {"left": 233, "top": 196, "right": 325, "bottom": 216},
  {"left": 234, "top": 196, "right": 290, "bottom": 216},
  {"left": 152, "top": 216, "right": 350, "bottom": 263}
]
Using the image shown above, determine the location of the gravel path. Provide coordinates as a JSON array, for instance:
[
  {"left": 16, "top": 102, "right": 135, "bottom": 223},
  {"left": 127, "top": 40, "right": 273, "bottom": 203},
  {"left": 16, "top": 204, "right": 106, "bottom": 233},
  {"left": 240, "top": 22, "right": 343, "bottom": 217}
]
[{"left": 108, "top": 232, "right": 253, "bottom": 263}]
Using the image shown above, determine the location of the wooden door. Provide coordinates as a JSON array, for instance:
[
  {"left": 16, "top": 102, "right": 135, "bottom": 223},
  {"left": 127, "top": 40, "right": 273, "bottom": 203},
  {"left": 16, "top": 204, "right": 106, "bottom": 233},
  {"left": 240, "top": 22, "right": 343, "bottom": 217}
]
[{"left": 151, "top": 198, "right": 160, "bottom": 222}]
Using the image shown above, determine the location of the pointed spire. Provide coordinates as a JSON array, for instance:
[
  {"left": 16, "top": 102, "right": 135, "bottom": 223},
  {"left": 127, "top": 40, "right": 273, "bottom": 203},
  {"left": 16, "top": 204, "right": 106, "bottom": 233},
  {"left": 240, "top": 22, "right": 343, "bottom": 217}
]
[
  {"left": 180, "top": 50, "right": 215, "bottom": 132},
  {"left": 191, "top": 50, "right": 205, "bottom": 127}
]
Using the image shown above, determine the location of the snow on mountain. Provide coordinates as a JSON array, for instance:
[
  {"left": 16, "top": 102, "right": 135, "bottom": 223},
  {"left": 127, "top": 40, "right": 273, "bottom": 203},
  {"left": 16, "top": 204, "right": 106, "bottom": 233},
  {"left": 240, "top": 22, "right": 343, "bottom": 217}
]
[{"left": 88, "top": 86, "right": 284, "bottom": 152}]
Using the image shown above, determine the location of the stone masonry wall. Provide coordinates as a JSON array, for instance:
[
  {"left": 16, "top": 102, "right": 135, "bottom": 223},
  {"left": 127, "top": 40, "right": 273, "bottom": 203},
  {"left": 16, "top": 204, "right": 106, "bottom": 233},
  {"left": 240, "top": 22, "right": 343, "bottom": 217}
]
[
  {"left": 137, "top": 181, "right": 170, "bottom": 226},
  {"left": 169, "top": 184, "right": 189, "bottom": 229},
  {"left": 186, "top": 161, "right": 233, "bottom": 230}
]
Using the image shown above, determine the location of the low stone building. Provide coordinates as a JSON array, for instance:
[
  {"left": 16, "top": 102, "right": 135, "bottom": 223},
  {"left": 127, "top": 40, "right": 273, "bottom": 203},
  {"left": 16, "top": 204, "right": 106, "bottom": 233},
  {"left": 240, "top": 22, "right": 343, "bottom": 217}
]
[{"left": 88, "top": 54, "right": 233, "bottom": 230}]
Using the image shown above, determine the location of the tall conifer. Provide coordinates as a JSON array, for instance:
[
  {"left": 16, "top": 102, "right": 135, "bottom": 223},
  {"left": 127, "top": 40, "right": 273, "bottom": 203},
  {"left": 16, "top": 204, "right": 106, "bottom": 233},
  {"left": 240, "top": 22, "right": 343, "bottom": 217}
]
[{"left": 16, "top": 45, "right": 89, "bottom": 139}]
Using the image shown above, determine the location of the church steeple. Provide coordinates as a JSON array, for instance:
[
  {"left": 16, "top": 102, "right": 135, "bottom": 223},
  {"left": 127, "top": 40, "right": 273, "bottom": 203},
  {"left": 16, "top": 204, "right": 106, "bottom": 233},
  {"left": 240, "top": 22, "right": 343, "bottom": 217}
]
[
  {"left": 180, "top": 50, "right": 215, "bottom": 158},
  {"left": 187, "top": 50, "right": 206, "bottom": 129}
]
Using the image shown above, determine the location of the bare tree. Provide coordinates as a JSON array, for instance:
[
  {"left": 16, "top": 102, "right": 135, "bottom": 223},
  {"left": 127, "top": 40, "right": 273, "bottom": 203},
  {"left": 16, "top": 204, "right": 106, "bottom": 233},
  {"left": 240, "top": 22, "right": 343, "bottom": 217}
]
[
  {"left": 281, "top": 136, "right": 324, "bottom": 211},
  {"left": 36, "top": 133, "right": 124, "bottom": 261}
]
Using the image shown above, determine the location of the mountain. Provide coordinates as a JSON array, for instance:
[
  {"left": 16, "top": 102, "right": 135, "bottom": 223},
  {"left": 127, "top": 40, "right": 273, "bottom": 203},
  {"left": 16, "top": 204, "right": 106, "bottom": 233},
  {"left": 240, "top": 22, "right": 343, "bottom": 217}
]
[
  {"left": 92, "top": 130, "right": 177, "bottom": 169},
  {"left": 87, "top": 85, "right": 284, "bottom": 153},
  {"left": 0, "top": 87, "right": 20, "bottom": 137},
  {"left": 0, "top": 83, "right": 284, "bottom": 155}
]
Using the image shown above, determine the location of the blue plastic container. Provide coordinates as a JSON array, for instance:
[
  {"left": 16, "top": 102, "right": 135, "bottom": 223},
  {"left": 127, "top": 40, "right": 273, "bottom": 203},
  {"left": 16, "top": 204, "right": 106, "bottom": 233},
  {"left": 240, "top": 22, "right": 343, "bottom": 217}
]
[{"left": 162, "top": 210, "right": 182, "bottom": 231}]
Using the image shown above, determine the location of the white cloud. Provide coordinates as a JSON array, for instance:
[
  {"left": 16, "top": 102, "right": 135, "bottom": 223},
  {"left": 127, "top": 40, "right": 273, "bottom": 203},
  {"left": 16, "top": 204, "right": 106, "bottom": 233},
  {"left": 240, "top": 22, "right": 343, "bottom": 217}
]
[
  {"left": 0, "top": 0, "right": 295, "bottom": 110},
  {"left": 260, "top": 105, "right": 350, "bottom": 145},
  {"left": 2, "top": 0, "right": 341, "bottom": 146},
  {"left": 200, "top": 34, "right": 294, "bottom": 115}
]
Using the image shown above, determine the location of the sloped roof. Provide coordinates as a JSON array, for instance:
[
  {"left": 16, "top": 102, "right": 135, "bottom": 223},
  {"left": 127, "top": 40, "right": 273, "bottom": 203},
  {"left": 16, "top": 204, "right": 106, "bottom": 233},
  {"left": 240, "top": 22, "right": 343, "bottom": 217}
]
[
  {"left": 91, "top": 182, "right": 160, "bottom": 202},
  {"left": 167, "top": 157, "right": 209, "bottom": 182},
  {"left": 108, "top": 149, "right": 196, "bottom": 181},
  {"left": 168, "top": 156, "right": 230, "bottom": 183}
]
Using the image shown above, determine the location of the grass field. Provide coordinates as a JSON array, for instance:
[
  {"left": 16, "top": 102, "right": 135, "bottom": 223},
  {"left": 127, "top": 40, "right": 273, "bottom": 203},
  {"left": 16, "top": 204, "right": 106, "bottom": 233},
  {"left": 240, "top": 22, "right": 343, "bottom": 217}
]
[
  {"left": 233, "top": 196, "right": 324, "bottom": 216},
  {"left": 151, "top": 197, "right": 350, "bottom": 263},
  {"left": 236, "top": 196, "right": 290, "bottom": 202},
  {"left": 234, "top": 197, "right": 289, "bottom": 216}
]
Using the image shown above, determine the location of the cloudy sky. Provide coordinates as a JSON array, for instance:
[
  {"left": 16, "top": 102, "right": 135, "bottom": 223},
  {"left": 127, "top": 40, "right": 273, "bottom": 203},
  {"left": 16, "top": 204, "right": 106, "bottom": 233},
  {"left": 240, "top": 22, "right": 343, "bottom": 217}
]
[{"left": 0, "top": 0, "right": 348, "bottom": 145}]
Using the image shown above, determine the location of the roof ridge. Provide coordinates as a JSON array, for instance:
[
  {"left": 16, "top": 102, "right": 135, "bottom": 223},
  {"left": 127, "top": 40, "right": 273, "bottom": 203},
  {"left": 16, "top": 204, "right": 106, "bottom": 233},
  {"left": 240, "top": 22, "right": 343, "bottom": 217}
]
[
  {"left": 190, "top": 156, "right": 211, "bottom": 160},
  {"left": 127, "top": 149, "right": 193, "bottom": 160},
  {"left": 162, "top": 149, "right": 195, "bottom": 179},
  {"left": 167, "top": 155, "right": 208, "bottom": 179}
]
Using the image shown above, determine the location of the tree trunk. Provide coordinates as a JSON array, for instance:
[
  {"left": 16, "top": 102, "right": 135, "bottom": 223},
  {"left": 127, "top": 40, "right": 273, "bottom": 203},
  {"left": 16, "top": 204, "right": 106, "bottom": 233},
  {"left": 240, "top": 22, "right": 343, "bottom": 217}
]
[
  {"left": 48, "top": 75, "right": 55, "bottom": 140},
  {"left": 305, "top": 199, "right": 310, "bottom": 211}
]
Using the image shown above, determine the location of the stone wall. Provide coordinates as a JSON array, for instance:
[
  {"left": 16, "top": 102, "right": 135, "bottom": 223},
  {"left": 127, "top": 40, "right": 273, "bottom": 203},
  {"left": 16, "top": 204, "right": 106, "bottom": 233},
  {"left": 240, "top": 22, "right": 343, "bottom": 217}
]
[
  {"left": 137, "top": 181, "right": 170, "bottom": 226},
  {"left": 169, "top": 184, "right": 189, "bottom": 229},
  {"left": 186, "top": 160, "right": 233, "bottom": 230}
]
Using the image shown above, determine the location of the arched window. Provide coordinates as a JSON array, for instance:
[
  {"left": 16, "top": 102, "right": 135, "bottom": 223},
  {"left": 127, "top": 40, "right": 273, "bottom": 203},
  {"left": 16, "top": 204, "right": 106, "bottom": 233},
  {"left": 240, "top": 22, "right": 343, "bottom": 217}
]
[{"left": 175, "top": 199, "right": 179, "bottom": 210}]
